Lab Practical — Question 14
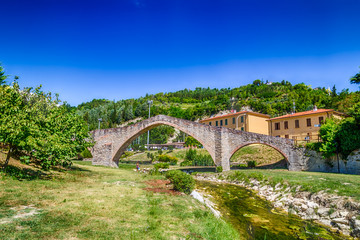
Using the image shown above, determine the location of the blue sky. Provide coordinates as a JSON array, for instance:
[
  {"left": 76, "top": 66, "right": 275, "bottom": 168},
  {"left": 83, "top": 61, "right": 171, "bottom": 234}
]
[{"left": 1, "top": 0, "right": 360, "bottom": 105}]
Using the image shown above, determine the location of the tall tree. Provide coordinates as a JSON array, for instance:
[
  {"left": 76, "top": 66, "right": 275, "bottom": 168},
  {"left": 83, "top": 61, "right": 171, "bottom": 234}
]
[
  {"left": 350, "top": 68, "right": 360, "bottom": 85},
  {"left": 0, "top": 64, "right": 8, "bottom": 85}
]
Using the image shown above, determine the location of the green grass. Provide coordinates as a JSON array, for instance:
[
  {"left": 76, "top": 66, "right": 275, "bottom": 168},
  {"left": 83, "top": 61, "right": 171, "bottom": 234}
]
[
  {"left": 223, "top": 169, "right": 360, "bottom": 200},
  {"left": 230, "top": 144, "right": 284, "bottom": 165},
  {"left": 0, "top": 159, "right": 239, "bottom": 240}
]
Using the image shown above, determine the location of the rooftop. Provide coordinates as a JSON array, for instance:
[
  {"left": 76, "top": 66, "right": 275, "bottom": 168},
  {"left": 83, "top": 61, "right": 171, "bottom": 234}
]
[
  {"left": 200, "top": 111, "right": 270, "bottom": 122},
  {"left": 268, "top": 109, "right": 343, "bottom": 121}
]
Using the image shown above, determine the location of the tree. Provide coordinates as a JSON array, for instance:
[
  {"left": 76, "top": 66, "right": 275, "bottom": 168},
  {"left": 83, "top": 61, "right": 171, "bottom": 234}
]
[
  {"left": 0, "top": 81, "right": 92, "bottom": 170},
  {"left": 0, "top": 64, "right": 8, "bottom": 85},
  {"left": 350, "top": 68, "right": 360, "bottom": 85}
]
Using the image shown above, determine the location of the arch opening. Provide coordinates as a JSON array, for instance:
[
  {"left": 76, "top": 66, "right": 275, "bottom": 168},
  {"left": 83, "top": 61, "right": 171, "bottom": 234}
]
[
  {"left": 230, "top": 143, "right": 289, "bottom": 169},
  {"left": 112, "top": 121, "right": 216, "bottom": 167}
]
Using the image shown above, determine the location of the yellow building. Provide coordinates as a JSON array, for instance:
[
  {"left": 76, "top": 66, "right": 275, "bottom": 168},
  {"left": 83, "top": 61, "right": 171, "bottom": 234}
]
[
  {"left": 199, "top": 111, "right": 270, "bottom": 135},
  {"left": 267, "top": 108, "right": 344, "bottom": 142}
]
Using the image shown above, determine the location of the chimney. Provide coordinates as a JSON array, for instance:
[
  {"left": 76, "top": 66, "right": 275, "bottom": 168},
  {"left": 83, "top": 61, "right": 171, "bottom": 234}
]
[{"left": 313, "top": 105, "right": 317, "bottom": 111}]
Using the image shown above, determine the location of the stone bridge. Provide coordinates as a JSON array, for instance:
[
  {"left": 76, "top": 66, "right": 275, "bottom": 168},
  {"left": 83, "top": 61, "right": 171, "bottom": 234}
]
[{"left": 90, "top": 115, "right": 303, "bottom": 171}]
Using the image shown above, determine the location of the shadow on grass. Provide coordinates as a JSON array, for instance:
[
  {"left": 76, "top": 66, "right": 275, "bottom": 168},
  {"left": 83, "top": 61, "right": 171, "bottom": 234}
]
[{"left": 1, "top": 165, "right": 51, "bottom": 180}]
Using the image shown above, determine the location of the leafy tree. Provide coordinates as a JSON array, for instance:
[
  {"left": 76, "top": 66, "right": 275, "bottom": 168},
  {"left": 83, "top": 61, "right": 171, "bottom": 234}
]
[
  {"left": 184, "top": 136, "right": 202, "bottom": 148},
  {"left": 0, "top": 81, "right": 92, "bottom": 170},
  {"left": 350, "top": 68, "right": 360, "bottom": 85}
]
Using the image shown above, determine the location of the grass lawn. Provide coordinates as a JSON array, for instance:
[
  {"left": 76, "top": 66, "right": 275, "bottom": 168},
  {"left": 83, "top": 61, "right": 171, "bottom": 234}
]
[
  {"left": 0, "top": 159, "right": 239, "bottom": 240},
  {"left": 222, "top": 169, "right": 360, "bottom": 201}
]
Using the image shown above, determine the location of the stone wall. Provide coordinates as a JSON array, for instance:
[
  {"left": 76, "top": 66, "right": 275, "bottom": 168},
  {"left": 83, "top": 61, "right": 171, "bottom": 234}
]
[{"left": 298, "top": 149, "right": 360, "bottom": 175}]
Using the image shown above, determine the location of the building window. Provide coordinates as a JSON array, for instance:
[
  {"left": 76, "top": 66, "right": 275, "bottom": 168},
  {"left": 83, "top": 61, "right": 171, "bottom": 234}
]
[
  {"left": 220, "top": 120, "right": 223, "bottom": 126},
  {"left": 275, "top": 122, "right": 280, "bottom": 130},
  {"left": 307, "top": 118, "right": 311, "bottom": 127},
  {"left": 232, "top": 117, "right": 235, "bottom": 124},
  {"left": 225, "top": 119, "right": 228, "bottom": 125},
  {"left": 276, "top": 135, "right": 280, "bottom": 137},
  {"left": 241, "top": 116, "right": 244, "bottom": 123},
  {"left": 209, "top": 122, "right": 212, "bottom": 126},
  {"left": 285, "top": 135, "right": 289, "bottom": 139},
  {"left": 295, "top": 120, "right": 299, "bottom": 128},
  {"left": 284, "top": 121, "right": 288, "bottom": 129},
  {"left": 319, "top": 117, "right": 324, "bottom": 124},
  {"left": 241, "top": 127, "right": 244, "bottom": 131},
  {"left": 216, "top": 121, "right": 218, "bottom": 126}
]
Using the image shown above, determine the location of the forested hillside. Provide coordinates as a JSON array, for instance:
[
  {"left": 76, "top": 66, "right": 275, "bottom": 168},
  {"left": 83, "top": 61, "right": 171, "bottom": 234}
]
[{"left": 76, "top": 79, "right": 360, "bottom": 131}]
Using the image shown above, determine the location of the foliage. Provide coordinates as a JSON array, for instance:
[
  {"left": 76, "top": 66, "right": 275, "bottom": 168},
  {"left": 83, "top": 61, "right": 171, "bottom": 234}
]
[
  {"left": 120, "top": 151, "right": 134, "bottom": 159},
  {"left": 350, "top": 68, "right": 360, "bottom": 85},
  {"left": 76, "top": 80, "right": 354, "bottom": 132},
  {"left": 80, "top": 148, "right": 93, "bottom": 159},
  {"left": 247, "top": 160, "right": 257, "bottom": 168},
  {"left": 0, "top": 81, "right": 92, "bottom": 170},
  {"left": 157, "top": 154, "right": 178, "bottom": 165},
  {"left": 165, "top": 170, "right": 195, "bottom": 194},
  {"left": 146, "top": 152, "right": 155, "bottom": 162},
  {"left": 185, "top": 148, "right": 197, "bottom": 162},
  {"left": 317, "top": 116, "right": 360, "bottom": 159},
  {"left": 153, "top": 162, "right": 169, "bottom": 170},
  {"left": 184, "top": 136, "right": 202, "bottom": 148},
  {"left": 0, "top": 64, "right": 8, "bottom": 85},
  {"left": 215, "top": 166, "right": 223, "bottom": 173}
]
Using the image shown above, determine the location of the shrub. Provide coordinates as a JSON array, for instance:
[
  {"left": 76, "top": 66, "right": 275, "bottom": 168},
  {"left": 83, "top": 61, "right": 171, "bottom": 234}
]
[
  {"left": 247, "top": 160, "right": 257, "bottom": 168},
  {"left": 154, "top": 162, "right": 170, "bottom": 170},
  {"left": 120, "top": 151, "right": 134, "bottom": 159},
  {"left": 185, "top": 148, "right": 197, "bottom": 161},
  {"left": 165, "top": 170, "right": 195, "bottom": 194},
  {"left": 157, "top": 154, "right": 178, "bottom": 165},
  {"left": 216, "top": 166, "right": 223, "bottom": 173},
  {"left": 80, "top": 148, "right": 93, "bottom": 159}
]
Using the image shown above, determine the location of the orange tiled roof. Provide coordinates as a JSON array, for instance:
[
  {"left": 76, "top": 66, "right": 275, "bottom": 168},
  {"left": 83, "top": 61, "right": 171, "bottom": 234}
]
[
  {"left": 199, "top": 111, "right": 269, "bottom": 122},
  {"left": 267, "top": 109, "right": 340, "bottom": 121}
]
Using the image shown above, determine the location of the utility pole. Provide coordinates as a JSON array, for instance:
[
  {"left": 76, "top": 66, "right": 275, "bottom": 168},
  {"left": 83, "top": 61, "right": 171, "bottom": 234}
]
[
  {"left": 98, "top": 118, "right": 102, "bottom": 130},
  {"left": 147, "top": 100, "right": 153, "bottom": 150}
]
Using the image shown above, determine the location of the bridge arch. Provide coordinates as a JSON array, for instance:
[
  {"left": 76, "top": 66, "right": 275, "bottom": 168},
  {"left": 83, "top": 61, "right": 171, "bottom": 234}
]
[
  {"left": 229, "top": 142, "right": 289, "bottom": 167},
  {"left": 111, "top": 120, "right": 215, "bottom": 164}
]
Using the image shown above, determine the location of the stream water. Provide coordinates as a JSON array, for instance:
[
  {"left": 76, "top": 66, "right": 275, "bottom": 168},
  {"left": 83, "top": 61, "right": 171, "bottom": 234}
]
[{"left": 196, "top": 180, "right": 349, "bottom": 240}]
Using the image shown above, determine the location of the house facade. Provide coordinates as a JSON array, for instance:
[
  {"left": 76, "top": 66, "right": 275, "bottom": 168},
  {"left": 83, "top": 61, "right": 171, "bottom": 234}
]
[
  {"left": 199, "top": 111, "right": 270, "bottom": 135},
  {"left": 267, "top": 108, "right": 344, "bottom": 142}
]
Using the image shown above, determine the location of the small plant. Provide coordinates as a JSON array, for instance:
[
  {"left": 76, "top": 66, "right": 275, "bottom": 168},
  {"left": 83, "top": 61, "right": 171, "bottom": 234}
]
[
  {"left": 154, "top": 162, "right": 169, "bottom": 170},
  {"left": 328, "top": 208, "right": 335, "bottom": 216},
  {"left": 165, "top": 170, "right": 195, "bottom": 194},
  {"left": 80, "top": 148, "right": 93, "bottom": 159},
  {"left": 247, "top": 160, "right": 257, "bottom": 168},
  {"left": 157, "top": 154, "right": 178, "bottom": 165},
  {"left": 216, "top": 166, "right": 223, "bottom": 173}
]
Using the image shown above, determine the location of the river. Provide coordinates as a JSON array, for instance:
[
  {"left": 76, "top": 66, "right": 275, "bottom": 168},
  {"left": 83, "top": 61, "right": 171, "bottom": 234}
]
[{"left": 196, "top": 180, "right": 349, "bottom": 240}]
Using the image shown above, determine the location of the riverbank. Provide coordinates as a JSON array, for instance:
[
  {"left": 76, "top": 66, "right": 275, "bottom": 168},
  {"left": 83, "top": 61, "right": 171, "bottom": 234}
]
[{"left": 194, "top": 170, "right": 360, "bottom": 239}]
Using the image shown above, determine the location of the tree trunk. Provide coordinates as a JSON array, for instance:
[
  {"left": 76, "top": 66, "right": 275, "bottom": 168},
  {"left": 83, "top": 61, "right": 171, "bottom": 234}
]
[{"left": 2, "top": 146, "right": 12, "bottom": 171}]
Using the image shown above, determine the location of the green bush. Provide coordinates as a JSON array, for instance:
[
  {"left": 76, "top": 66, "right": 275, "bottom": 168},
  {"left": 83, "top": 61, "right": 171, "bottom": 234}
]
[
  {"left": 120, "top": 151, "right": 134, "bottom": 159},
  {"left": 247, "top": 160, "right": 257, "bottom": 168},
  {"left": 165, "top": 170, "right": 195, "bottom": 194},
  {"left": 180, "top": 149, "right": 214, "bottom": 166},
  {"left": 157, "top": 154, "right": 178, "bottom": 165},
  {"left": 154, "top": 162, "right": 170, "bottom": 170},
  {"left": 80, "top": 148, "right": 93, "bottom": 159},
  {"left": 216, "top": 166, "right": 223, "bottom": 173}
]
